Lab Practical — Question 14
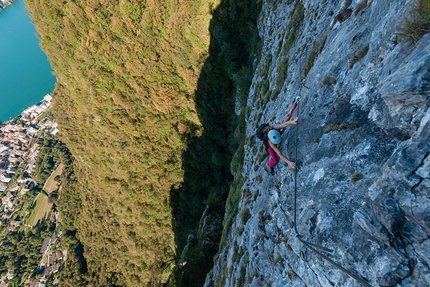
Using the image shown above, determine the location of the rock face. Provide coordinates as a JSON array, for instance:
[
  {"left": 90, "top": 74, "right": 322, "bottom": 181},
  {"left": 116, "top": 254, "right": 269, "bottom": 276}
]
[{"left": 205, "top": 0, "right": 429, "bottom": 286}]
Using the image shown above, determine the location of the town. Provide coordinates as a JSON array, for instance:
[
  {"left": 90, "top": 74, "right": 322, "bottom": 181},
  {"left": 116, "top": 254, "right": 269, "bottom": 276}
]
[
  {"left": 0, "top": 95, "right": 67, "bottom": 287},
  {"left": 0, "top": 0, "right": 14, "bottom": 11}
]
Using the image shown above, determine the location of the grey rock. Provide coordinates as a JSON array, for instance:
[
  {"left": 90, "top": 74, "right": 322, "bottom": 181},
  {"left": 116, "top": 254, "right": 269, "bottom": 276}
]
[
  {"left": 205, "top": 0, "right": 430, "bottom": 286},
  {"left": 379, "top": 35, "right": 430, "bottom": 116},
  {"left": 353, "top": 210, "right": 390, "bottom": 246}
]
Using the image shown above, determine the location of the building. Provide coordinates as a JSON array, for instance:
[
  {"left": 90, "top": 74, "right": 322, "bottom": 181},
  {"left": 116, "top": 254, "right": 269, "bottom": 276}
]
[
  {"left": 0, "top": 182, "right": 7, "bottom": 192},
  {"left": 0, "top": 173, "right": 12, "bottom": 183},
  {"left": 40, "top": 238, "right": 50, "bottom": 254}
]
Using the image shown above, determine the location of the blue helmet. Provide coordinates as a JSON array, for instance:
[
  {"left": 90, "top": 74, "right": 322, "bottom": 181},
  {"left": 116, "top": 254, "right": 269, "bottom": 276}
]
[{"left": 268, "top": 130, "right": 281, "bottom": 144}]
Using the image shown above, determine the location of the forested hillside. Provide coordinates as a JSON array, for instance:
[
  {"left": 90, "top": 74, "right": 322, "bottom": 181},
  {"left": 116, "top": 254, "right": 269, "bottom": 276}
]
[{"left": 25, "top": 0, "right": 259, "bottom": 286}]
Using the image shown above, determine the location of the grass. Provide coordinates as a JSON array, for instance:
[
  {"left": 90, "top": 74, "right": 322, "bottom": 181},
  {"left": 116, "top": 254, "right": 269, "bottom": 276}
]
[
  {"left": 219, "top": 175, "right": 246, "bottom": 250},
  {"left": 322, "top": 76, "right": 337, "bottom": 86},
  {"left": 274, "top": 255, "right": 284, "bottom": 264},
  {"left": 26, "top": 193, "right": 53, "bottom": 226},
  {"left": 399, "top": 0, "right": 430, "bottom": 43},
  {"left": 285, "top": 1, "right": 305, "bottom": 51},
  {"left": 288, "top": 268, "right": 299, "bottom": 281},
  {"left": 213, "top": 2, "right": 263, "bottom": 273},
  {"left": 304, "top": 33, "right": 328, "bottom": 76},
  {"left": 235, "top": 226, "right": 245, "bottom": 236},
  {"left": 253, "top": 0, "right": 304, "bottom": 106},
  {"left": 261, "top": 79, "right": 270, "bottom": 96},
  {"left": 329, "top": 97, "right": 350, "bottom": 115},
  {"left": 255, "top": 175, "right": 263, "bottom": 183},
  {"left": 42, "top": 163, "right": 64, "bottom": 194},
  {"left": 237, "top": 266, "right": 247, "bottom": 287},
  {"left": 274, "top": 0, "right": 304, "bottom": 63},
  {"left": 325, "top": 122, "right": 358, "bottom": 133},
  {"left": 236, "top": 246, "right": 246, "bottom": 264},
  {"left": 240, "top": 208, "right": 252, "bottom": 224},
  {"left": 351, "top": 172, "right": 363, "bottom": 183},
  {"left": 274, "top": 58, "right": 289, "bottom": 96},
  {"left": 349, "top": 44, "right": 369, "bottom": 68}
]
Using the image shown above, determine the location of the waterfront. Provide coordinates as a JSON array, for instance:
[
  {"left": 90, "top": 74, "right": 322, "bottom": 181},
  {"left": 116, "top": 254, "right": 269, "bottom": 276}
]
[
  {"left": 0, "top": 0, "right": 56, "bottom": 123},
  {"left": 0, "top": 0, "right": 14, "bottom": 11},
  {"left": 0, "top": 96, "right": 67, "bottom": 286}
]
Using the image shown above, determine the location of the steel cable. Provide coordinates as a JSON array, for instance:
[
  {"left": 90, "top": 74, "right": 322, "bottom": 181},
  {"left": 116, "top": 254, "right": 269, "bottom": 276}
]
[{"left": 291, "top": 99, "right": 372, "bottom": 287}]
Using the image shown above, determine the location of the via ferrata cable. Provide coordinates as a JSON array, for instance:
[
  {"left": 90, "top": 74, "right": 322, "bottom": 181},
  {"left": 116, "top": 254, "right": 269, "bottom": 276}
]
[{"left": 291, "top": 97, "right": 372, "bottom": 287}]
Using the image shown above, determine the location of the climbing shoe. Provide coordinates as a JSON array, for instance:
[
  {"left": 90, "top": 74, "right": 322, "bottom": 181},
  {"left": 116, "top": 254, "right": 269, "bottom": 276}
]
[{"left": 265, "top": 165, "right": 274, "bottom": 175}]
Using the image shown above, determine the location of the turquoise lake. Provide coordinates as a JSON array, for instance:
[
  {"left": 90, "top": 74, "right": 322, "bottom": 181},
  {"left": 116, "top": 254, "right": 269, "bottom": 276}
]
[{"left": 0, "top": 0, "right": 56, "bottom": 123}]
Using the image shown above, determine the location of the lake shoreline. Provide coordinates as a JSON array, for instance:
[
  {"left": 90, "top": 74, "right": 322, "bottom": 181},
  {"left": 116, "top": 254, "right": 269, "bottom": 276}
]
[{"left": 0, "top": 0, "right": 56, "bottom": 122}]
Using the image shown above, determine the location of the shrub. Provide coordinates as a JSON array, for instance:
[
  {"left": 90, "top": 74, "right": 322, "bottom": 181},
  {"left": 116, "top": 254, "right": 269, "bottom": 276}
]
[
  {"left": 349, "top": 44, "right": 369, "bottom": 68},
  {"left": 399, "top": 0, "right": 430, "bottom": 43},
  {"left": 325, "top": 122, "right": 358, "bottom": 133},
  {"left": 304, "top": 34, "right": 327, "bottom": 76},
  {"left": 351, "top": 172, "right": 363, "bottom": 183},
  {"left": 322, "top": 76, "right": 337, "bottom": 86},
  {"left": 240, "top": 209, "right": 252, "bottom": 224}
]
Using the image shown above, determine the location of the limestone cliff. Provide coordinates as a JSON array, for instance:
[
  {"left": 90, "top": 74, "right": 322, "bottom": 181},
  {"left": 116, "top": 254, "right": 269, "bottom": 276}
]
[{"left": 206, "top": 0, "right": 430, "bottom": 286}]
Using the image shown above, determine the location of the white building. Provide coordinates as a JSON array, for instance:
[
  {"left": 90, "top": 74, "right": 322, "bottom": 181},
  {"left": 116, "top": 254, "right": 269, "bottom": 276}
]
[
  {"left": 0, "top": 173, "right": 11, "bottom": 183},
  {"left": 0, "top": 146, "right": 9, "bottom": 153},
  {"left": 43, "top": 94, "right": 52, "bottom": 102}
]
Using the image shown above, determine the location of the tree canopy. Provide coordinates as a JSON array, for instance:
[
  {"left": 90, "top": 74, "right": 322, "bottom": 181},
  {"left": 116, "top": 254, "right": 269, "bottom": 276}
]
[{"left": 25, "top": 0, "right": 260, "bottom": 285}]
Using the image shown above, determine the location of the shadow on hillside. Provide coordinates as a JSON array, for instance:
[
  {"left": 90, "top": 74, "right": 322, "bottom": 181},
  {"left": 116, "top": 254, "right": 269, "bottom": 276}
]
[{"left": 169, "top": 0, "right": 260, "bottom": 286}]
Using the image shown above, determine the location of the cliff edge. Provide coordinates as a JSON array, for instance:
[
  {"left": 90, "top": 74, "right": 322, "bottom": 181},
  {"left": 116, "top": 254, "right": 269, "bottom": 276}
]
[{"left": 206, "top": 0, "right": 430, "bottom": 286}]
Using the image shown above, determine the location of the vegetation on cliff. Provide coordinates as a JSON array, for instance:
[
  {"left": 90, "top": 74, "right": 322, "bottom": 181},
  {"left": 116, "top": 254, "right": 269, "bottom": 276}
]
[
  {"left": 399, "top": 0, "right": 430, "bottom": 43},
  {"left": 25, "top": 0, "right": 260, "bottom": 285}
]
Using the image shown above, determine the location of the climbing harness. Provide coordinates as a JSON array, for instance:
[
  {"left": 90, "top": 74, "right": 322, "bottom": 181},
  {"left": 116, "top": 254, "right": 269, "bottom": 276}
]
[{"left": 289, "top": 96, "right": 372, "bottom": 287}]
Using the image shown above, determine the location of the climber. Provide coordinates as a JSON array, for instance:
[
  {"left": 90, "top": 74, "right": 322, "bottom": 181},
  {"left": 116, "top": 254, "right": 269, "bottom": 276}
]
[{"left": 256, "top": 117, "right": 298, "bottom": 173}]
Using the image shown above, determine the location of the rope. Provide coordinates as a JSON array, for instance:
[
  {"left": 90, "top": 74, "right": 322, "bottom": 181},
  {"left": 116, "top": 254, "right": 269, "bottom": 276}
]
[
  {"left": 281, "top": 97, "right": 300, "bottom": 134},
  {"left": 286, "top": 100, "right": 298, "bottom": 122},
  {"left": 290, "top": 98, "right": 372, "bottom": 287}
]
